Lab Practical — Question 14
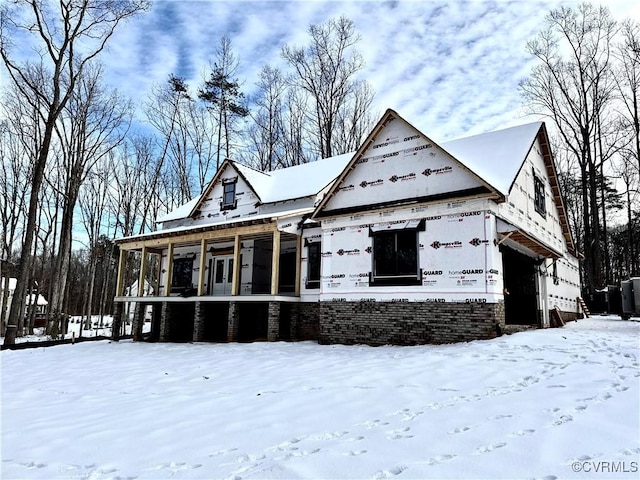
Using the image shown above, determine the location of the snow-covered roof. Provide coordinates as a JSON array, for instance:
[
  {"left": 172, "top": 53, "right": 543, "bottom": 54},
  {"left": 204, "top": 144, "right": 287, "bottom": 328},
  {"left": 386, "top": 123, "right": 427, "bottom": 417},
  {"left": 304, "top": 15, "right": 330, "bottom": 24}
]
[
  {"left": 157, "top": 195, "right": 202, "bottom": 223},
  {"left": 233, "top": 153, "right": 353, "bottom": 204},
  {"left": 440, "top": 122, "right": 543, "bottom": 195},
  {"left": 0, "top": 277, "right": 17, "bottom": 291},
  {"left": 26, "top": 293, "right": 48, "bottom": 306},
  {"left": 159, "top": 154, "right": 354, "bottom": 224},
  {"left": 118, "top": 207, "right": 314, "bottom": 244},
  {"left": 157, "top": 118, "right": 542, "bottom": 226}
]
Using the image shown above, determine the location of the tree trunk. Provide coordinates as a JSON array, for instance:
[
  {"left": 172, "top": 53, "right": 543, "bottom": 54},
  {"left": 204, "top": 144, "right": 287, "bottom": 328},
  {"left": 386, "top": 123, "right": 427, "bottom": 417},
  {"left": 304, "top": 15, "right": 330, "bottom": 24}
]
[{"left": 4, "top": 110, "right": 58, "bottom": 345}]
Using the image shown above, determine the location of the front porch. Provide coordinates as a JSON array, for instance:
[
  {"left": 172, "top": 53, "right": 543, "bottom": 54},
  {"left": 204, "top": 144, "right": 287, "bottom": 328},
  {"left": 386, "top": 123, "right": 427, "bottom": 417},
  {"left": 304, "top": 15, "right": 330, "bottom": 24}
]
[{"left": 114, "top": 218, "right": 303, "bottom": 302}]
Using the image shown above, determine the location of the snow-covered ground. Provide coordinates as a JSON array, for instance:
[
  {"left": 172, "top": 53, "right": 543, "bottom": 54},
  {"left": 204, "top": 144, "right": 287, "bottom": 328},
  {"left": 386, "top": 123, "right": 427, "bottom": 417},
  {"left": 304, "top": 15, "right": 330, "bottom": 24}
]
[
  {"left": 2, "top": 316, "right": 639, "bottom": 480},
  {"left": 4, "top": 315, "right": 145, "bottom": 343}
]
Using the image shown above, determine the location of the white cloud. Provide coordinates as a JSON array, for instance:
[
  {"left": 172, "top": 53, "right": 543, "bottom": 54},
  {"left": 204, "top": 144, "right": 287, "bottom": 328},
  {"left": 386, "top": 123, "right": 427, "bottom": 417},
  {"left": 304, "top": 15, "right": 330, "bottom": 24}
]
[{"left": 3, "top": 0, "right": 639, "bottom": 143}]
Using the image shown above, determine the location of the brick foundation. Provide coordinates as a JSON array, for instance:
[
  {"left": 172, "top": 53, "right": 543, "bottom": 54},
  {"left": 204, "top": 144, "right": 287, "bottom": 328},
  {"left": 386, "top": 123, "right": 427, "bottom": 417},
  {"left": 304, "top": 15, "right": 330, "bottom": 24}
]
[
  {"left": 319, "top": 301, "right": 505, "bottom": 345},
  {"left": 132, "top": 302, "right": 146, "bottom": 341},
  {"left": 227, "top": 302, "right": 239, "bottom": 342},
  {"left": 292, "top": 302, "right": 320, "bottom": 340},
  {"left": 267, "top": 302, "right": 280, "bottom": 341},
  {"left": 111, "top": 302, "right": 124, "bottom": 341}
]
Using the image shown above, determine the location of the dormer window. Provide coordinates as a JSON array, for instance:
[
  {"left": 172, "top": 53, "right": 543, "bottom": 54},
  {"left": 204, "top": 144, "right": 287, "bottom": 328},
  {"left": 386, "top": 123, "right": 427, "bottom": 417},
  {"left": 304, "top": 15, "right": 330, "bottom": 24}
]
[
  {"left": 222, "top": 179, "right": 237, "bottom": 210},
  {"left": 533, "top": 169, "right": 546, "bottom": 217}
]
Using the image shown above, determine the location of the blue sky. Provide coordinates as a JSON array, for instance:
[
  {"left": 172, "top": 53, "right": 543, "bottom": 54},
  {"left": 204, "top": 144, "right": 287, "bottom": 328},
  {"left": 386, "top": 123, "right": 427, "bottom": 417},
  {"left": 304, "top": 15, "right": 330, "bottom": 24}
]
[{"left": 93, "top": 0, "right": 639, "bottom": 143}]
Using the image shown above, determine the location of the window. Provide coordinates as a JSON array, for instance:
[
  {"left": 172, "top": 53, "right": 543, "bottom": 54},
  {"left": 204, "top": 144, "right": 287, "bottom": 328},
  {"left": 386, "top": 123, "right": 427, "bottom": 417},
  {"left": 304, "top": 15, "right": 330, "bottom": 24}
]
[
  {"left": 221, "top": 180, "right": 237, "bottom": 209},
  {"left": 306, "top": 242, "right": 321, "bottom": 289},
  {"left": 371, "top": 229, "right": 420, "bottom": 286},
  {"left": 533, "top": 169, "right": 546, "bottom": 217},
  {"left": 172, "top": 257, "right": 193, "bottom": 290}
]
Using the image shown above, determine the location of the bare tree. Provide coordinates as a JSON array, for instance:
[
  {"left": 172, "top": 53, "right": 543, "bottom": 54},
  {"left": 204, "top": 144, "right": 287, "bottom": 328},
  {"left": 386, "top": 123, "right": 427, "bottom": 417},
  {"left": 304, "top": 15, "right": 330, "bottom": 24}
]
[
  {"left": 248, "top": 65, "right": 287, "bottom": 171},
  {"left": 520, "top": 3, "right": 617, "bottom": 296},
  {"left": 614, "top": 19, "right": 640, "bottom": 176},
  {"left": 0, "top": 0, "right": 148, "bottom": 345},
  {"left": 145, "top": 75, "right": 194, "bottom": 207},
  {"left": 46, "top": 63, "right": 131, "bottom": 337},
  {"left": 281, "top": 16, "right": 374, "bottom": 159}
]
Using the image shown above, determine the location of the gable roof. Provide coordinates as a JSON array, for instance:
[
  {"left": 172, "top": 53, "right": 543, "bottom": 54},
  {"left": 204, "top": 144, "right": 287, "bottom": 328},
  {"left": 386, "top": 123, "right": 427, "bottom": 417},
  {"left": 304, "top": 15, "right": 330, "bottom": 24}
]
[
  {"left": 159, "top": 154, "right": 353, "bottom": 224},
  {"left": 440, "top": 122, "right": 543, "bottom": 196},
  {"left": 234, "top": 153, "right": 353, "bottom": 204},
  {"left": 313, "top": 109, "right": 504, "bottom": 217},
  {"left": 312, "top": 109, "right": 576, "bottom": 256}
]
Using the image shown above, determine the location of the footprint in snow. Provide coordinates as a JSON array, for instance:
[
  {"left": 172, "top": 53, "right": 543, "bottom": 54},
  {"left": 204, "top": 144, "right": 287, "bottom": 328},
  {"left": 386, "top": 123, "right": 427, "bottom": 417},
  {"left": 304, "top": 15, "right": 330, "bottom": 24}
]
[
  {"left": 475, "top": 442, "right": 507, "bottom": 454},
  {"left": 395, "top": 408, "right": 423, "bottom": 421},
  {"left": 386, "top": 427, "right": 413, "bottom": 440},
  {"left": 359, "top": 419, "right": 389, "bottom": 429},
  {"left": 620, "top": 447, "right": 640, "bottom": 456},
  {"left": 21, "top": 461, "right": 47, "bottom": 469},
  {"left": 448, "top": 426, "right": 472, "bottom": 434},
  {"left": 508, "top": 429, "right": 535, "bottom": 437},
  {"left": 426, "top": 454, "right": 456, "bottom": 465},
  {"left": 552, "top": 415, "right": 573, "bottom": 426},
  {"left": 209, "top": 448, "right": 239, "bottom": 457},
  {"left": 488, "top": 414, "right": 514, "bottom": 420},
  {"left": 344, "top": 450, "right": 367, "bottom": 456},
  {"left": 373, "top": 465, "right": 407, "bottom": 478},
  {"left": 310, "top": 430, "right": 349, "bottom": 441}
]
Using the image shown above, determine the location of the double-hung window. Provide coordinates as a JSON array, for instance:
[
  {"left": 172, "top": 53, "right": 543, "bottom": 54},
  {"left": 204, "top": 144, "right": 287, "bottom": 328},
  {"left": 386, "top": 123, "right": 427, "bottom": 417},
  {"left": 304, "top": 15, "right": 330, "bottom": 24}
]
[
  {"left": 533, "top": 169, "right": 546, "bottom": 217},
  {"left": 172, "top": 257, "right": 193, "bottom": 291},
  {"left": 370, "top": 220, "right": 423, "bottom": 286},
  {"left": 306, "top": 242, "right": 321, "bottom": 289},
  {"left": 221, "top": 179, "right": 237, "bottom": 210}
]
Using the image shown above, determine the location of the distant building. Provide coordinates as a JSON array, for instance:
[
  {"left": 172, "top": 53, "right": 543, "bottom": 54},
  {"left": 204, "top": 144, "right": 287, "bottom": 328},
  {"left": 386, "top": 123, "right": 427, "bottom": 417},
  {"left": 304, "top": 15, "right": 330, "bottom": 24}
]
[
  {"left": 1, "top": 278, "right": 48, "bottom": 327},
  {"left": 113, "top": 109, "right": 582, "bottom": 345}
]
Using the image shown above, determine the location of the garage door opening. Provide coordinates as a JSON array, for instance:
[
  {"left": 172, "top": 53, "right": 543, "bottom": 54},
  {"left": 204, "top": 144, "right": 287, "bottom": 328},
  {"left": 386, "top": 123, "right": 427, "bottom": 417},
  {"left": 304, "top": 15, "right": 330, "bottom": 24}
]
[{"left": 501, "top": 246, "right": 539, "bottom": 325}]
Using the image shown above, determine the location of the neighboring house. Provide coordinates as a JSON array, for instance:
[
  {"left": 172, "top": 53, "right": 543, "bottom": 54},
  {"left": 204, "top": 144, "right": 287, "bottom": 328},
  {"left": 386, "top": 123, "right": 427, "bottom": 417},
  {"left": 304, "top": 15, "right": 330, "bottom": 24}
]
[
  {"left": 113, "top": 109, "right": 582, "bottom": 345},
  {"left": 1, "top": 278, "right": 48, "bottom": 327},
  {"left": 124, "top": 279, "right": 155, "bottom": 321},
  {"left": 0, "top": 277, "right": 17, "bottom": 325}
]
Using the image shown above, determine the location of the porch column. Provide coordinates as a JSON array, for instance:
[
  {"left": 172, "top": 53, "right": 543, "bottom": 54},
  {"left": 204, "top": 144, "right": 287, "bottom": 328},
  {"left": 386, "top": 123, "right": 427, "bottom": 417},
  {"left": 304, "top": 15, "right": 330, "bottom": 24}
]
[
  {"left": 267, "top": 301, "right": 280, "bottom": 341},
  {"left": 271, "top": 229, "right": 281, "bottom": 295},
  {"left": 155, "top": 251, "right": 163, "bottom": 297},
  {"left": 227, "top": 301, "right": 239, "bottom": 341},
  {"left": 137, "top": 246, "right": 148, "bottom": 297},
  {"left": 132, "top": 302, "right": 145, "bottom": 342},
  {"left": 294, "top": 235, "right": 302, "bottom": 296},
  {"left": 160, "top": 302, "right": 171, "bottom": 342},
  {"left": 164, "top": 243, "right": 174, "bottom": 296},
  {"left": 115, "top": 248, "right": 127, "bottom": 297},
  {"left": 197, "top": 239, "right": 207, "bottom": 296},
  {"left": 231, "top": 235, "right": 241, "bottom": 296},
  {"left": 111, "top": 302, "right": 123, "bottom": 342},
  {"left": 193, "top": 301, "right": 205, "bottom": 342}
]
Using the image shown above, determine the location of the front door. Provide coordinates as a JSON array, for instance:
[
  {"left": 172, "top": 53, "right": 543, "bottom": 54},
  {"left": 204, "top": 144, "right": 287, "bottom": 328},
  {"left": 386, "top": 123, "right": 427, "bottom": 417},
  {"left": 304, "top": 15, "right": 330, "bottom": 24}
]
[{"left": 211, "top": 255, "right": 234, "bottom": 295}]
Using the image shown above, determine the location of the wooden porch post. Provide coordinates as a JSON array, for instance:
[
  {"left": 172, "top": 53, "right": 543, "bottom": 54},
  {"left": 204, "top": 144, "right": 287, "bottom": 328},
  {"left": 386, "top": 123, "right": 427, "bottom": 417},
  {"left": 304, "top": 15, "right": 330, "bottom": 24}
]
[
  {"left": 137, "top": 246, "right": 148, "bottom": 297},
  {"left": 271, "top": 229, "right": 281, "bottom": 295},
  {"left": 155, "top": 252, "right": 162, "bottom": 297},
  {"left": 231, "top": 235, "right": 241, "bottom": 296},
  {"left": 115, "top": 248, "right": 127, "bottom": 297},
  {"left": 164, "top": 243, "right": 174, "bottom": 296},
  {"left": 294, "top": 234, "right": 302, "bottom": 296},
  {"left": 197, "top": 239, "right": 207, "bottom": 296}
]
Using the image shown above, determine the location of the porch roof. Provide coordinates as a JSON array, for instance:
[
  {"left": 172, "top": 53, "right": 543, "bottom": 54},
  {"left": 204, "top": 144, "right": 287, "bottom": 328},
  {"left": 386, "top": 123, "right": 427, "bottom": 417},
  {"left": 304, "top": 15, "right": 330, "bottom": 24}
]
[
  {"left": 116, "top": 207, "right": 312, "bottom": 250},
  {"left": 497, "top": 218, "right": 562, "bottom": 259}
]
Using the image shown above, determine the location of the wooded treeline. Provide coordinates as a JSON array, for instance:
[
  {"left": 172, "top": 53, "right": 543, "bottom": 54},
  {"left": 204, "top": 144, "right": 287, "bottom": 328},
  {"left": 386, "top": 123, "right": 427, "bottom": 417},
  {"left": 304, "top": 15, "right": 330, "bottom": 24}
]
[{"left": 1, "top": 1, "right": 638, "bottom": 343}]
